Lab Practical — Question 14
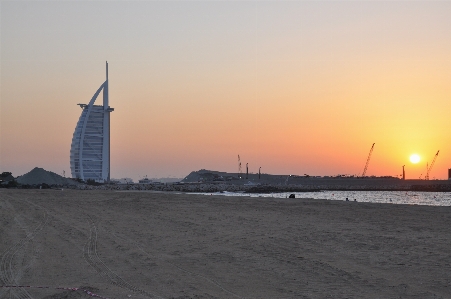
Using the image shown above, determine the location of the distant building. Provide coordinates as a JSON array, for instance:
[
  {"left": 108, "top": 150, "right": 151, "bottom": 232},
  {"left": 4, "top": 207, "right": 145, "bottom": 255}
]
[
  {"left": 111, "top": 178, "right": 134, "bottom": 184},
  {"left": 448, "top": 169, "right": 451, "bottom": 180},
  {"left": 138, "top": 177, "right": 152, "bottom": 184},
  {"left": 70, "top": 62, "right": 114, "bottom": 182}
]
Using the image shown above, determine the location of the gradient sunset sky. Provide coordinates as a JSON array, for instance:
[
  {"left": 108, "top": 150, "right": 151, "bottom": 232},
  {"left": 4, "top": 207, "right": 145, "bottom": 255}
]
[{"left": 1, "top": 0, "right": 450, "bottom": 181}]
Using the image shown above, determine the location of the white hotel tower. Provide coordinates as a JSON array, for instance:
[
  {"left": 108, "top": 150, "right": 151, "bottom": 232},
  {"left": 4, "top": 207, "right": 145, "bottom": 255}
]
[{"left": 70, "top": 62, "right": 114, "bottom": 182}]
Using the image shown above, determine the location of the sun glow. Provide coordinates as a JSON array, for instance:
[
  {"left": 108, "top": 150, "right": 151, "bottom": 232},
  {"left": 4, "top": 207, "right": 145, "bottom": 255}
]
[{"left": 410, "top": 154, "right": 420, "bottom": 164}]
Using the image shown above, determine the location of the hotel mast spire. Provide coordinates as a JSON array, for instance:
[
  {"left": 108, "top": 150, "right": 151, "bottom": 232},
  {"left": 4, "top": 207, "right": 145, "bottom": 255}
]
[{"left": 103, "top": 61, "right": 109, "bottom": 107}]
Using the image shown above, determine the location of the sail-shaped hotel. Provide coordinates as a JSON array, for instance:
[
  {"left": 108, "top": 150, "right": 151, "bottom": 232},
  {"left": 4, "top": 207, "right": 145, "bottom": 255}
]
[{"left": 70, "top": 62, "right": 114, "bottom": 182}]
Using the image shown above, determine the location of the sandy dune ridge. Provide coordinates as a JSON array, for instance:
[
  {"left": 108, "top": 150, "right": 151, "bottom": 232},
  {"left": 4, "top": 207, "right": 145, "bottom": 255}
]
[{"left": 0, "top": 189, "right": 450, "bottom": 298}]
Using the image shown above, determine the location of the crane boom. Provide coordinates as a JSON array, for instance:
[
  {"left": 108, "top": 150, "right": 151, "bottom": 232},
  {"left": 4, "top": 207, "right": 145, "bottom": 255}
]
[
  {"left": 425, "top": 150, "right": 439, "bottom": 180},
  {"left": 361, "top": 143, "right": 375, "bottom": 177},
  {"left": 238, "top": 155, "right": 242, "bottom": 178}
]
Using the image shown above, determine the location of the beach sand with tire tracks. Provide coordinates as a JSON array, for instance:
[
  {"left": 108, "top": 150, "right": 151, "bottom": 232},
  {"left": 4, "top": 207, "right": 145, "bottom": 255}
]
[{"left": 1, "top": 189, "right": 450, "bottom": 299}]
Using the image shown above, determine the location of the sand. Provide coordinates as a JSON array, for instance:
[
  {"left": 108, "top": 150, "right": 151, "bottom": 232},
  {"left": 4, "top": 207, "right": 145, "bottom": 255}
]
[{"left": 1, "top": 189, "right": 450, "bottom": 299}]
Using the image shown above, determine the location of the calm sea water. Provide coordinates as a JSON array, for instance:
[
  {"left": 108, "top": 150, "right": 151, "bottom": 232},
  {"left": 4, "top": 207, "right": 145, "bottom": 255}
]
[{"left": 198, "top": 191, "right": 451, "bottom": 207}]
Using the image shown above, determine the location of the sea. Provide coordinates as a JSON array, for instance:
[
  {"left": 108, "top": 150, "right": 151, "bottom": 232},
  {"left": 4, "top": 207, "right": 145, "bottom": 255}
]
[{"left": 196, "top": 191, "right": 451, "bottom": 207}]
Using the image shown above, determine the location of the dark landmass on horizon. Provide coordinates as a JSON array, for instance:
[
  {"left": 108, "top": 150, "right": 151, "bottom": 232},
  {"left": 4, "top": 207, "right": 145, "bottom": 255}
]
[{"left": 3, "top": 168, "right": 451, "bottom": 192}]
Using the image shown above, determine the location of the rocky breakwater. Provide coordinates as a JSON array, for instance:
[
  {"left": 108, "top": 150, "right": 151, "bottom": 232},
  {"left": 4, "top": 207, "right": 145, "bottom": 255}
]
[
  {"left": 269, "top": 178, "right": 451, "bottom": 192},
  {"left": 74, "top": 179, "right": 451, "bottom": 193},
  {"left": 410, "top": 184, "right": 451, "bottom": 192},
  {"left": 75, "top": 182, "right": 248, "bottom": 192}
]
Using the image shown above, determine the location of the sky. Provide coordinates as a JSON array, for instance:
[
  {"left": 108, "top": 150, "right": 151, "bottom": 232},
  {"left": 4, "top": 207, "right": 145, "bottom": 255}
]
[{"left": 1, "top": 0, "right": 451, "bottom": 181}]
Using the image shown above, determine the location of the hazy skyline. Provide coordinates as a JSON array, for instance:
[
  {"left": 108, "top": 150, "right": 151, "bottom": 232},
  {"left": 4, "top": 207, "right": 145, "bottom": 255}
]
[{"left": 1, "top": 1, "right": 450, "bottom": 181}]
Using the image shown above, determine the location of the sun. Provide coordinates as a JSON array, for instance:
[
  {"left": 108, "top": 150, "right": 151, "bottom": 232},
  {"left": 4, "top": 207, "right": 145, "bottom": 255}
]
[{"left": 410, "top": 154, "right": 420, "bottom": 164}]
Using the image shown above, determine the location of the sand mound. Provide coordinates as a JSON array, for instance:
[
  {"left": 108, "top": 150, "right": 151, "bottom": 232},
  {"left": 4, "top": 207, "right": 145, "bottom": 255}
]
[{"left": 16, "top": 167, "right": 79, "bottom": 186}]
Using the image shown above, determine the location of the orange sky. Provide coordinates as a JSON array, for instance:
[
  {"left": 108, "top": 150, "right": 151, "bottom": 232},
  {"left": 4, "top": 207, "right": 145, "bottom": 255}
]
[{"left": 1, "top": 1, "right": 450, "bottom": 181}]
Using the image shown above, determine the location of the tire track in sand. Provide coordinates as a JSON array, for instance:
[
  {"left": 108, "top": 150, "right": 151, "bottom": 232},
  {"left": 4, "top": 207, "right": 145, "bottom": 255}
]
[
  {"left": 83, "top": 218, "right": 164, "bottom": 299},
  {"left": 0, "top": 210, "right": 48, "bottom": 299}
]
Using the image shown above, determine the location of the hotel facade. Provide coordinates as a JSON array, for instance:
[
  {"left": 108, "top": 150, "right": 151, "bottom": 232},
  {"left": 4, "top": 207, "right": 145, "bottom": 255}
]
[{"left": 70, "top": 62, "right": 114, "bottom": 182}]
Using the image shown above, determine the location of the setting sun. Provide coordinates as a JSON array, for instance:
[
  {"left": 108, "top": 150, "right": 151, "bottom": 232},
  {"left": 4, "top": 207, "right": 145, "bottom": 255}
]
[{"left": 410, "top": 154, "right": 421, "bottom": 164}]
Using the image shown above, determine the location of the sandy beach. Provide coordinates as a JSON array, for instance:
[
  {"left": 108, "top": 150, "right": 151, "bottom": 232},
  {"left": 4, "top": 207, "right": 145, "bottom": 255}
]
[{"left": 1, "top": 189, "right": 450, "bottom": 299}]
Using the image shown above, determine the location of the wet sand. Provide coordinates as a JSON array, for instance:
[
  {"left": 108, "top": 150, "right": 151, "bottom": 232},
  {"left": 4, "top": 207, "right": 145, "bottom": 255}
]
[{"left": 1, "top": 189, "right": 450, "bottom": 299}]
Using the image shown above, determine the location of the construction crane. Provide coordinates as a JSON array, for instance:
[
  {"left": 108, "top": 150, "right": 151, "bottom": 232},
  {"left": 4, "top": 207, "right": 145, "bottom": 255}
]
[
  {"left": 425, "top": 150, "right": 439, "bottom": 180},
  {"left": 238, "top": 155, "right": 242, "bottom": 178},
  {"left": 361, "top": 143, "right": 375, "bottom": 177}
]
